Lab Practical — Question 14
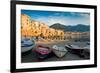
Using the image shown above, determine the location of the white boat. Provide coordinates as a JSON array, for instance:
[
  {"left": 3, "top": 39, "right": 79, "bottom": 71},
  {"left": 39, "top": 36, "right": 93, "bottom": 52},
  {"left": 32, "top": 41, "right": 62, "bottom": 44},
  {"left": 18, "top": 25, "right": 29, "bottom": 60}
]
[
  {"left": 52, "top": 45, "right": 68, "bottom": 58},
  {"left": 21, "top": 37, "right": 35, "bottom": 53}
]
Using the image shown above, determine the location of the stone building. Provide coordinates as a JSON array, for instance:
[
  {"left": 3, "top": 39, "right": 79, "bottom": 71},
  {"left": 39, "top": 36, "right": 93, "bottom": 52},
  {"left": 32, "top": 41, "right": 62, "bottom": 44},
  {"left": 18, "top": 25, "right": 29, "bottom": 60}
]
[{"left": 64, "top": 31, "right": 90, "bottom": 41}]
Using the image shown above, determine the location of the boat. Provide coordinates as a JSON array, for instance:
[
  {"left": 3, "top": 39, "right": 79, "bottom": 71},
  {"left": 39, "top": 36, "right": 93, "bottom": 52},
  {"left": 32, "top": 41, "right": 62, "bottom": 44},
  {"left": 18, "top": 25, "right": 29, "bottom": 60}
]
[
  {"left": 65, "top": 44, "right": 82, "bottom": 53},
  {"left": 34, "top": 45, "right": 52, "bottom": 59},
  {"left": 21, "top": 37, "right": 35, "bottom": 53},
  {"left": 82, "top": 45, "right": 90, "bottom": 59},
  {"left": 52, "top": 45, "right": 68, "bottom": 58},
  {"left": 65, "top": 44, "right": 90, "bottom": 59}
]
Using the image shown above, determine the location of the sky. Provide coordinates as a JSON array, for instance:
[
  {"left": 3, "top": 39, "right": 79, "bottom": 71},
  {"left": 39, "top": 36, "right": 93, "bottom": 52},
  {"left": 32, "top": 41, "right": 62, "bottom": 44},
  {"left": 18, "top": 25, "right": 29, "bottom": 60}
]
[{"left": 21, "top": 10, "right": 90, "bottom": 26}]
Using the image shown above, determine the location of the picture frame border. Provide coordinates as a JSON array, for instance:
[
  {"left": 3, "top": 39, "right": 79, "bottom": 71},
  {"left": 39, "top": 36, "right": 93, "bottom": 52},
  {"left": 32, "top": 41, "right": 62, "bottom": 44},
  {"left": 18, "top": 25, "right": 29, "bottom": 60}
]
[{"left": 10, "top": 1, "right": 97, "bottom": 72}]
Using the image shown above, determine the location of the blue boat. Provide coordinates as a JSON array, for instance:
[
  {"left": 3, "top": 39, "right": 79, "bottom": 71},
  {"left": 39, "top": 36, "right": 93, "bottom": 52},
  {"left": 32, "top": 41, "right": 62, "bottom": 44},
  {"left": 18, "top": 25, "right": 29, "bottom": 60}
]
[{"left": 21, "top": 37, "right": 35, "bottom": 53}]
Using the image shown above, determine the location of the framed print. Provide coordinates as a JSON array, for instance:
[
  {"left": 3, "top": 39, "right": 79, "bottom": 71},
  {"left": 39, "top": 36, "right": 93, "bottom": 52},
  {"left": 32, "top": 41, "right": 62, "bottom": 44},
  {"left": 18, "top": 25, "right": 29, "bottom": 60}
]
[{"left": 10, "top": 1, "right": 97, "bottom": 72}]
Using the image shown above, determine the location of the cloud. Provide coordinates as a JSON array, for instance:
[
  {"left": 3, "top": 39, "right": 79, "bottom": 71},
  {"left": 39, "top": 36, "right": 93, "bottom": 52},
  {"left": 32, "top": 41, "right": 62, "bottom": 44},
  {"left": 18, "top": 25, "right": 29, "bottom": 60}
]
[
  {"left": 79, "top": 13, "right": 90, "bottom": 19},
  {"left": 25, "top": 10, "right": 90, "bottom": 26},
  {"left": 34, "top": 13, "right": 90, "bottom": 26}
]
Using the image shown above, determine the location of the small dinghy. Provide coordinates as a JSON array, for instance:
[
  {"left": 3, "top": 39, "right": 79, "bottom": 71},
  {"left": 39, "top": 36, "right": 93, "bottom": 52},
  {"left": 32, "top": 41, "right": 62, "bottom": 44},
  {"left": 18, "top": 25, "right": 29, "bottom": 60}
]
[
  {"left": 21, "top": 37, "right": 35, "bottom": 53},
  {"left": 35, "top": 45, "right": 52, "bottom": 59},
  {"left": 65, "top": 44, "right": 83, "bottom": 53},
  {"left": 52, "top": 45, "right": 68, "bottom": 58},
  {"left": 65, "top": 44, "right": 90, "bottom": 58}
]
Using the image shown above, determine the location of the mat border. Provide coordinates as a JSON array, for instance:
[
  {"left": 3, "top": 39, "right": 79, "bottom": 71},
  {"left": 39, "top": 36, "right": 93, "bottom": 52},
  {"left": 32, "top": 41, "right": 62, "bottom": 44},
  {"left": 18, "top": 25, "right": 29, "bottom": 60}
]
[{"left": 10, "top": 1, "right": 97, "bottom": 72}]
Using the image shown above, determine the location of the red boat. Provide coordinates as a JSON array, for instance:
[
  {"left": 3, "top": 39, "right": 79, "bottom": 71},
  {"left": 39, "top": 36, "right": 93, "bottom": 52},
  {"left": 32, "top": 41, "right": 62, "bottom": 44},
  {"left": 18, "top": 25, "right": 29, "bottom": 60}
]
[{"left": 34, "top": 45, "right": 53, "bottom": 59}]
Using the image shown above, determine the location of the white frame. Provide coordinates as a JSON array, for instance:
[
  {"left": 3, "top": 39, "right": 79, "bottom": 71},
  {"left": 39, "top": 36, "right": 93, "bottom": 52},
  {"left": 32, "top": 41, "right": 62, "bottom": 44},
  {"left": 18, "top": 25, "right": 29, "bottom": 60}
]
[{"left": 16, "top": 4, "right": 95, "bottom": 69}]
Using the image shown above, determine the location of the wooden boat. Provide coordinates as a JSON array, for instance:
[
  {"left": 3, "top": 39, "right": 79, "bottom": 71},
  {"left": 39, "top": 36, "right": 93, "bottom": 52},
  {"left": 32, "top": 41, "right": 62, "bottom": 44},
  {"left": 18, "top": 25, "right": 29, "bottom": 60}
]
[
  {"left": 21, "top": 37, "right": 35, "bottom": 53},
  {"left": 52, "top": 45, "right": 68, "bottom": 58},
  {"left": 35, "top": 45, "right": 52, "bottom": 59},
  {"left": 82, "top": 45, "right": 90, "bottom": 59},
  {"left": 65, "top": 44, "right": 83, "bottom": 54},
  {"left": 65, "top": 44, "right": 90, "bottom": 59}
]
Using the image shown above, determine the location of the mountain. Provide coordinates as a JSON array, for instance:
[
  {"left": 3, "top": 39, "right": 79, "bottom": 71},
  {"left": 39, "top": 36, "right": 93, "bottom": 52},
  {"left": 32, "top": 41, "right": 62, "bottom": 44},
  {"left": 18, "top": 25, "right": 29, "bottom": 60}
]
[
  {"left": 50, "top": 23, "right": 66, "bottom": 31},
  {"left": 50, "top": 23, "right": 90, "bottom": 32}
]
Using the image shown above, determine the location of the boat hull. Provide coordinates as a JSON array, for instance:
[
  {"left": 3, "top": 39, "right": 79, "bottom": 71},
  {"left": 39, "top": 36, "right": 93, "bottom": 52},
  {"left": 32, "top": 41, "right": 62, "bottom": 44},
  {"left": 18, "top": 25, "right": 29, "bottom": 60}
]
[
  {"left": 52, "top": 45, "right": 67, "bottom": 58},
  {"left": 35, "top": 45, "right": 52, "bottom": 59},
  {"left": 65, "top": 45, "right": 90, "bottom": 59},
  {"left": 52, "top": 50, "right": 67, "bottom": 58},
  {"left": 21, "top": 45, "right": 34, "bottom": 53},
  {"left": 21, "top": 37, "right": 35, "bottom": 53}
]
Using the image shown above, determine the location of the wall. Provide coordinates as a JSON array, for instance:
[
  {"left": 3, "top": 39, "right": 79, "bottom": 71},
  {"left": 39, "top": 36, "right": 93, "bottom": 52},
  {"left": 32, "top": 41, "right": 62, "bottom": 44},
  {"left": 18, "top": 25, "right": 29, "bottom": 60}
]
[{"left": 0, "top": 0, "right": 99, "bottom": 73}]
